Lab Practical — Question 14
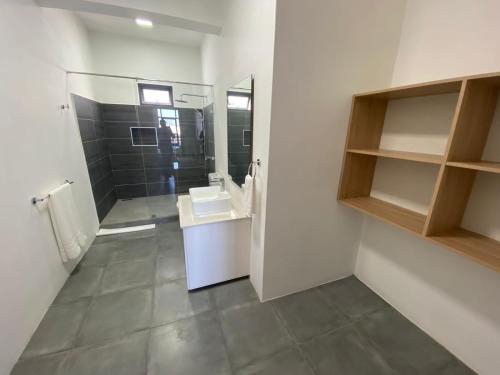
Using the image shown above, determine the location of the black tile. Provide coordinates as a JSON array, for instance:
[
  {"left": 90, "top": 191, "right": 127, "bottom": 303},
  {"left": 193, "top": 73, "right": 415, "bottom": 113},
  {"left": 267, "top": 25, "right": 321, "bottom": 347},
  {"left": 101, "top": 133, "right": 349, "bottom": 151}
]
[
  {"left": 91, "top": 101, "right": 102, "bottom": 122},
  {"left": 143, "top": 154, "right": 173, "bottom": 169},
  {"left": 175, "top": 179, "right": 208, "bottom": 194},
  {"left": 176, "top": 167, "right": 206, "bottom": 181},
  {"left": 101, "top": 104, "right": 138, "bottom": 122},
  {"left": 88, "top": 158, "right": 112, "bottom": 186},
  {"left": 179, "top": 125, "right": 198, "bottom": 138},
  {"left": 147, "top": 182, "right": 176, "bottom": 196},
  {"left": 112, "top": 169, "right": 145, "bottom": 185},
  {"left": 83, "top": 141, "right": 103, "bottom": 164},
  {"left": 178, "top": 108, "right": 200, "bottom": 122},
  {"left": 178, "top": 139, "right": 203, "bottom": 156},
  {"left": 77, "top": 119, "right": 96, "bottom": 142},
  {"left": 97, "top": 191, "right": 117, "bottom": 222},
  {"left": 206, "top": 159, "right": 215, "bottom": 173},
  {"left": 229, "top": 152, "right": 252, "bottom": 165},
  {"left": 176, "top": 156, "right": 205, "bottom": 168},
  {"left": 110, "top": 154, "right": 143, "bottom": 170},
  {"left": 107, "top": 139, "right": 140, "bottom": 154},
  {"left": 73, "top": 95, "right": 94, "bottom": 120},
  {"left": 93, "top": 174, "right": 114, "bottom": 204},
  {"left": 145, "top": 168, "right": 173, "bottom": 183},
  {"left": 141, "top": 145, "right": 164, "bottom": 155},
  {"left": 229, "top": 139, "right": 251, "bottom": 154},
  {"left": 138, "top": 105, "right": 159, "bottom": 122},
  {"left": 94, "top": 120, "right": 106, "bottom": 139},
  {"left": 228, "top": 110, "right": 252, "bottom": 126},
  {"left": 115, "top": 184, "right": 147, "bottom": 199},
  {"left": 105, "top": 123, "right": 135, "bottom": 139}
]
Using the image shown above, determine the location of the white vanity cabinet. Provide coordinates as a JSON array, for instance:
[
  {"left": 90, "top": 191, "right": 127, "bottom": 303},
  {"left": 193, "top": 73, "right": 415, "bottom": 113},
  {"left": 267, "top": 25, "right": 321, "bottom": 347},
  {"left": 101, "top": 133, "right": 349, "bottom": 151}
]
[{"left": 177, "top": 195, "right": 251, "bottom": 290}]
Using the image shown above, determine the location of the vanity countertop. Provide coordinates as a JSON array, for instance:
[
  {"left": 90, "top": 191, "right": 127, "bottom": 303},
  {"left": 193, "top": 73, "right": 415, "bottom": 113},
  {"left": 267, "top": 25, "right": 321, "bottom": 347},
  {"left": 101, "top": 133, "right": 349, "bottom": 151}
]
[{"left": 177, "top": 194, "right": 250, "bottom": 229}]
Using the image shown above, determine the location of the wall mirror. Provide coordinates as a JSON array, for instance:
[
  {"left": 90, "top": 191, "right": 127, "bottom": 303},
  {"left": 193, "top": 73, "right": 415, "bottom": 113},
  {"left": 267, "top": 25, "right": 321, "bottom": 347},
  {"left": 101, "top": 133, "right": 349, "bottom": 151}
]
[{"left": 226, "top": 75, "right": 254, "bottom": 187}]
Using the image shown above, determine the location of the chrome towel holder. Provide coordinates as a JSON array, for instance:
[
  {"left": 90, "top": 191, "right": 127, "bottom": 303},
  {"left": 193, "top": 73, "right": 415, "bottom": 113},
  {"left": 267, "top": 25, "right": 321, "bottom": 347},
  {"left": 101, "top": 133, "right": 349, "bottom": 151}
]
[
  {"left": 31, "top": 180, "right": 74, "bottom": 205},
  {"left": 247, "top": 159, "right": 262, "bottom": 175}
]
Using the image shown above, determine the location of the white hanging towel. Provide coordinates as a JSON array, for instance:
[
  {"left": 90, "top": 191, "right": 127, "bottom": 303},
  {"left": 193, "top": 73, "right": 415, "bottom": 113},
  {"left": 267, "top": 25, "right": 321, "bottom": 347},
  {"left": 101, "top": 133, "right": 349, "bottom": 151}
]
[
  {"left": 47, "top": 182, "right": 87, "bottom": 262},
  {"left": 244, "top": 173, "right": 254, "bottom": 217}
]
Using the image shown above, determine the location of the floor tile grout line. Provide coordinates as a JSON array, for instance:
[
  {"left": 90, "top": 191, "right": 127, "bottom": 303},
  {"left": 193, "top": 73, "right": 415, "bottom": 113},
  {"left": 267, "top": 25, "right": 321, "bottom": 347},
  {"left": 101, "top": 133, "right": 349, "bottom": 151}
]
[
  {"left": 210, "top": 291, "right": 237, "bottom": 375},
  {"left": 268, "top": 301, "right": 320, "bottom": 375},
  {"left": 349, "top": 321, "right": 399, "bottom": 375},
  {"left": 70, "top": 255, "right": 111, "bottom": 350},
  {"left": 145, "top": 238, "right": 160, "bottom": 375}
]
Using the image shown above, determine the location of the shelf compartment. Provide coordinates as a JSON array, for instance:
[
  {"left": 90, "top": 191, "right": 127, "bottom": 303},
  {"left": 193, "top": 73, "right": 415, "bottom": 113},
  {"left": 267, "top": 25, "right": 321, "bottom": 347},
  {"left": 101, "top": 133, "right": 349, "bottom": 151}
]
[
  {"left": 429, "top": 228, "right": 500, "bottom": 272},
  {"left": 340, "top": 196, "right": 426, "bottom": 235},
  {"left": 347, "top": 148, "right": 443, "bottom": 165},
  {"left": 446, "top": 161, "right": 500, "bottom": 174},
  {"left": 355, "top": 79, "right": 462, "bottom": 100}
]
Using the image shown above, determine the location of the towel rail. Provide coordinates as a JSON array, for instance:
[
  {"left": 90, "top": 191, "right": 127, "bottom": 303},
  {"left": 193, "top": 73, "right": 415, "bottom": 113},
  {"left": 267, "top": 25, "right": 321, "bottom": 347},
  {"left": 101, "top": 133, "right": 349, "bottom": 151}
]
[
  {"left": 247, "top": 159, "right": 262, "bottom": 176},
  {"left": 31, "top": 180, "right": 74, "bottom": 205}
]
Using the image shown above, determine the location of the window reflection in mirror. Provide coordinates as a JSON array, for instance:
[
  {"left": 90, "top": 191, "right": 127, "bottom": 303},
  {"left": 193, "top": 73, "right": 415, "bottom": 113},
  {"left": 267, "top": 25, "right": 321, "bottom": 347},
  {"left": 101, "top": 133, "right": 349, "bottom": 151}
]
[{"left": 226, "top": 76, "right": 254, "bottom": 187}]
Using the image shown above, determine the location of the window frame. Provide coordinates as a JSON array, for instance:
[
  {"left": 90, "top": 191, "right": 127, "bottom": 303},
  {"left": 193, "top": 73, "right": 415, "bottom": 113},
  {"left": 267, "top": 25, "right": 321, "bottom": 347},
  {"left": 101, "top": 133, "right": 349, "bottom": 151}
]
[
  {"left": 138, "top": 83, "right": 174, "bottom": 106},
  {"left": 157, "top": 108, "right": 181, "bottom": 147},
  {"left": 227, "top": 91, "right": 252, "bottom": 110}
]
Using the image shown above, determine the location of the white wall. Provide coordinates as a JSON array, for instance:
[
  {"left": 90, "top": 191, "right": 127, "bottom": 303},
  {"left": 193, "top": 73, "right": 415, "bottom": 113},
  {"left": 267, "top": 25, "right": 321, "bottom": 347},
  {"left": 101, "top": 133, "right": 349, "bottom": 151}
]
[
  {"left": 0, "top": 1, "right": 99, "bottom": 374},
  {"left": 87, "top": 31, "right": 205, "bottom": 107},
  {"left": 201, "top": 0, "right": 277, "bottom": 297},
  {"left": 355, "top": 1, "right": 500, "bottom": 374},
  {"left": 260, "top": 0, "right": 406, "bottom": 300}
]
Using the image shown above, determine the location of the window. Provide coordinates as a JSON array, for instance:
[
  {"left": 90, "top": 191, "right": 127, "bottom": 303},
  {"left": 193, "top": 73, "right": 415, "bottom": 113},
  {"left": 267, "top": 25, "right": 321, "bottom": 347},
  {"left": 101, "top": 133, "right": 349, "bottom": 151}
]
[
  {"left": 157, "top": 108, "right": 181, "bottom": 146},
  {"left": 138, "top": 83, "right": 173, "bottom": 105},
  {"left": 227, "top": 91, "right": 252, "bottom": 110},
  {"left": 130, "top": 127, "right": 158, "bottom": 146}
]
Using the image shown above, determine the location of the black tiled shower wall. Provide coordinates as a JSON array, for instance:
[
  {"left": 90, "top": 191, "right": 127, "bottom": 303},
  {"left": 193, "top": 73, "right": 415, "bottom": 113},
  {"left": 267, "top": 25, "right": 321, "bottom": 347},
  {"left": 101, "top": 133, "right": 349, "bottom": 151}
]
[
  {"left": 73, "top": 95, "right": 116, "bottom": 222},
  {"left": 204, "top": 103, "right": 216, "bottom": 173},
  {"left": 103, "top": 104, "right": 209, "bottom": 198},
  {"left": 227, "top": 109, "right": 252, "bottom": 185}
]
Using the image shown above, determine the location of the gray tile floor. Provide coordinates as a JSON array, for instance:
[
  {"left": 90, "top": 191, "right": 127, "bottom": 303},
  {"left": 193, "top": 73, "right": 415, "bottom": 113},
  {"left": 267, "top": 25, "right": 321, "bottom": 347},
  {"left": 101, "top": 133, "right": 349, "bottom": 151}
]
[
  {"left": 11, "top": 221, "right": 475, "bottom": 375},
  {"left": 101, "top": 195, "right": 179, "bottom": 225}
]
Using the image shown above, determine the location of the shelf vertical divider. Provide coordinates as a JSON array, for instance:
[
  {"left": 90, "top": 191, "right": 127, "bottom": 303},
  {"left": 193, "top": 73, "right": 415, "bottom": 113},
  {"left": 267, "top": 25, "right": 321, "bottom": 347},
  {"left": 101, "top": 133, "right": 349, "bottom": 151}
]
[
  {"left": 424, "top": 79, "right": 498, "bottom": 236},
  {"left": 338, "top": 96, "right": 388, "bottom": 200}
]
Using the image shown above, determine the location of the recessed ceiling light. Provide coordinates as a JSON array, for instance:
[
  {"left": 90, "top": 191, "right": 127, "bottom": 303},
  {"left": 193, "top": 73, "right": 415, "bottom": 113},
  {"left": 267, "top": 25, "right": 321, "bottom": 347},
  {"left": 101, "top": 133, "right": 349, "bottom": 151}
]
[{"left": 136, "top": 18, "right": 153, "bottom": 28}]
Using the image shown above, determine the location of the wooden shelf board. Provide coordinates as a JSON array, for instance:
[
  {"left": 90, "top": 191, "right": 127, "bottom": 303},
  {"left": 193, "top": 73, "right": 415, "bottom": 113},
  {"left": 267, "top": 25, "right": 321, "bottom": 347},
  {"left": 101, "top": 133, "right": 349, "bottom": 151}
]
[
  {"left": 347, "top": 148, "right": 443, "bottom": 165},
  {"left": 447, "top": 161, "right": 500, "bottom": 174},
  {"left": 355, "top": 79, "right": 462, "bottom": 100},
  {"left": 340, "top": 196, "right": 426, "bottom": 235},
  {"left": 429, "top": 228, "right": 500, "bottom": 272}
]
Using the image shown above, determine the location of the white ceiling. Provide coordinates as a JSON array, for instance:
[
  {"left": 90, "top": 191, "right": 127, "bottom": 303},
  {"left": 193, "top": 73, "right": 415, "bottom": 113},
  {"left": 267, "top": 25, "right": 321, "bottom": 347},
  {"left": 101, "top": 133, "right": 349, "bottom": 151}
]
[
  {"left": 78, "top": 12, "right": 205, "bottom": 47},
  {"left": 37, "top": 0, "right": 228, "bottom": 48}
]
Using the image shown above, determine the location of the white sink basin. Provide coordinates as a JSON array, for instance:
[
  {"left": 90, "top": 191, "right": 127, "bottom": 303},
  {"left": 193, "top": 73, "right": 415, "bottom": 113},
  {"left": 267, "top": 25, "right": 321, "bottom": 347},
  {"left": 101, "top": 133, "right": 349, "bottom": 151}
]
[{"left": 189, "top": 186, "right": 232, "bottom": 216}]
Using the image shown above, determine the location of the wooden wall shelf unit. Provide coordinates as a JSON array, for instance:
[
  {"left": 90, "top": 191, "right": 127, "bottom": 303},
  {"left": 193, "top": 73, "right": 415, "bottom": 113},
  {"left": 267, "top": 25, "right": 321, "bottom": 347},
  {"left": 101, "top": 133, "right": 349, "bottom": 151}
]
[{"left": 338, "top": 72, "right": 500, "bottom": 273}]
